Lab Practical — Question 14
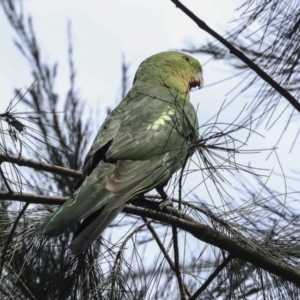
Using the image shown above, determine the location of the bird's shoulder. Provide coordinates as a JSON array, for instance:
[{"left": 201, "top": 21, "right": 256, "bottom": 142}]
[
  {"left": 106, "top": 85, "right": 198, "bottom": 160},
  {"left": 82, "top": 84, "right": 198, "bottom": 172}
]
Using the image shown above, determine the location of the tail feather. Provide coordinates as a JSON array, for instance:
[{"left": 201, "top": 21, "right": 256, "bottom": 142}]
[
  {"left": 32, "top": 162, "right": 115, "bottom": 237},
  {"left": 69, "top": 205, "right": 124, "bottom": 255}
]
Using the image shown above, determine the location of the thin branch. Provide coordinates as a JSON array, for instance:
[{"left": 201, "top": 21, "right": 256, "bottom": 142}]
[
  {"left": 2, "top": 190, "right": 300, "bottom": 285},
  {"left": 125, "top": 204, "right": 300, "bottom": 286},
  {"left": 0, "top": 191, "right": 66, "bottom": 205},
  {"left": 142, "top": 216, "right": 192, "bottom": 296},
  {"left": 0, "top": 165, "right": 12, "bottom": 193},
  {"left": 0, "top": 153, "right": 82, "bottom": 179},
  {"left": 0, "top": 203, "right": 29, "bottom": 279},
  {"left": 142, "top": 217, "right": 174, "bottom": 267},
  {"left": 170, "top": 0, "right": 300, "bottom": 113},
  {"left": 172, "top": 225, "right": 188, "bottom": 299},
  {"left": 189, "top": 254, "right": 234, "bottom": 300}
]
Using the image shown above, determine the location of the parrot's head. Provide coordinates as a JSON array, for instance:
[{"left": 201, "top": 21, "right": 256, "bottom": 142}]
[{"left": 133, "top": 51, "right": 204, "bottom": 99}]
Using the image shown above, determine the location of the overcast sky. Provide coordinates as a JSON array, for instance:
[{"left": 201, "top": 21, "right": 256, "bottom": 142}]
[
  {"left": 1, "top": 1, "right": 298, "bottom": 209},
  {"left": 0, "top": 0, "right": 237, "bottom": 114}
]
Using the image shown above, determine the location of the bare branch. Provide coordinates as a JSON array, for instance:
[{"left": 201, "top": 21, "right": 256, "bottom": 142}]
[
  {"left": 190, "top": 254, "right": 234, "bottom": 300},
  {"left": 142, "top": 217, "right": 191, "bottom": 297},
  {"left": 0, "top": 191, "right": 65, "bottom": 205},
  {"left": 125, "top": 204, "right": 300, "bottom": 286},
  {"left": 2, "top": 190, "right": 300, "bottom": 285},
  {"left": 170, "top": 0, "right": 300, "bottom": 113},
  {"left": 0, "top": 203, "right": 29, "bottom": 279},
  {"left": 0, "top": 153, "right": 82, "bottom": 179},
  {"left": 172, "top": 225, "right": 188, "bottom": 299}
]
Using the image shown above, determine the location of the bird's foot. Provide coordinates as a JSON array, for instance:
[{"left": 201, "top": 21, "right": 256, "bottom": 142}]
[
  {"left": 158, "top": 198, "right": 173, "bottom": 210},
  {"left": 156, "top": 185, "right": 172, "bottom": 209}
]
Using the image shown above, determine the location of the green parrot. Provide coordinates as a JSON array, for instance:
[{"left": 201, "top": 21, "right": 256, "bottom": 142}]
[{"left": 33, "top": 51, "right": 204, "bottom": 255}]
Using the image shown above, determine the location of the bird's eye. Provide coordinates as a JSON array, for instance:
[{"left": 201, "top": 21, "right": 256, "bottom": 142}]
[{"left": 183, "top": 56, "right": 190, "bottom": 62}]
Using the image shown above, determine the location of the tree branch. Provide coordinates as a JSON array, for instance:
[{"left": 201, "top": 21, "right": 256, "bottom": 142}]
[
  {"left": 142, "top": 217, "right": 190, "bottom": 297},
  {"left": 172, "top": 224, "right": 187, "bottom": 299},
  {"left": 189, "top": 254, "right": 234, "bottom": 300},
  {"left": 0, "top": 203, "right": 29, "bottom": 279},
  {"left": 0, "top": 165, "right": 12, "bottom": 193},
  {"left": 0, "top": 191, "right": 66, "bottom": 205},
  {"left": 2, "top": 190, "right": 300, "bottom": 286},
  {"left": 0, "top": 153, "right": 82, "bottom": 179},
  {"left": 170, "top": 0, "right": 300, "bottom": 113},
  {"left": 125, "top": 204, "right": 300, "bottom": 286}
]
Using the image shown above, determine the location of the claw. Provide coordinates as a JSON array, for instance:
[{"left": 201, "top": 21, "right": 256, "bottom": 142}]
[{"left": 158, "top": 198, "right": 173, "bottom": 209}]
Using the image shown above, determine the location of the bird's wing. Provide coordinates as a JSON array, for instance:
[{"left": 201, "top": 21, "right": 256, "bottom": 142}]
[
  {"left": 34, "top": 86, "right": 198, "bottom": 240},
  {"left": 106, "top": 87, "right": 198, "bottom": 161},
  {"left": 102, "top": 86, "right": 199, "bottom": 209}
]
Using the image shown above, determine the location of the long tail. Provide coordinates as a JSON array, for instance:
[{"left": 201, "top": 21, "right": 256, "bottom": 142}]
[
  {"left": 69, "top": 204, "right": 124, "bottom": 255},
  {"left": 32, "top": 162, "right": 115, "bottom": 237}
]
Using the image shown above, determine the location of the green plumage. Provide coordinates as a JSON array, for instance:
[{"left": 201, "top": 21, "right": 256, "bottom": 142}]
[{"left": 33, "top": 51, "right": 204, "bottom": 255}]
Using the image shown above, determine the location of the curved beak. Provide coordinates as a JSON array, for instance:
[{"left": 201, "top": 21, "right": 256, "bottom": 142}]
[
  {"left": 189, "top": 72, "right": 204, "bottom": 90},
  {"left": 197, "top": 72, "right": 204, "bottom": 89}
]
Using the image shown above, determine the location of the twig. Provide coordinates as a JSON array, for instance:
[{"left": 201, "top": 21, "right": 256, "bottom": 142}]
[
  {"left": 143, "top": 217, "right": 191, "bottom": 297},
  {"left": 0, "top": 203, "right": 29, "bottom": 279},
  {"left": 125, "top": 204, "right": 300, "bottom": 286},
  {"left": 170, "top": 0, "right": 300, "bottom": 113},
  {"left": 0, "top": 153, "right": 82, "bottom": 179},
  {"left": 142, "top": 217, "right": 174, "bottom": 269},
  {"left": 189, "top": 254, "right": 234, "bottom": 299},
  {"left": 0, "top": 165, "right": 12, "bottom": 193},
  {"left": 0, "top": 191, "right": 66, "bottom": 205},
  {"left": 2, "top": 191, "right": 300, "bottom": 285},
  {"left": 178, "top": 158, "right": 188, "bottom": 210},
  {"left": 172, "top": 225, "right": 188, "bottom": 299},
  {"left": 109, "top": 222, "right": 147, "bottom": 300}
]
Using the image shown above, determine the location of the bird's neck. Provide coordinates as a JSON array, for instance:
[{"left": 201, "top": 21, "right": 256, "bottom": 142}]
[{"left": 133, "top": 78, "right": 190, "bottom": 101}]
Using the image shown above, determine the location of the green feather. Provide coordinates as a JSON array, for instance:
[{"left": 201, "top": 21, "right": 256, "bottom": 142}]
[{"left": 33, "top": 51, "right": 203, "bottom": 255}]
